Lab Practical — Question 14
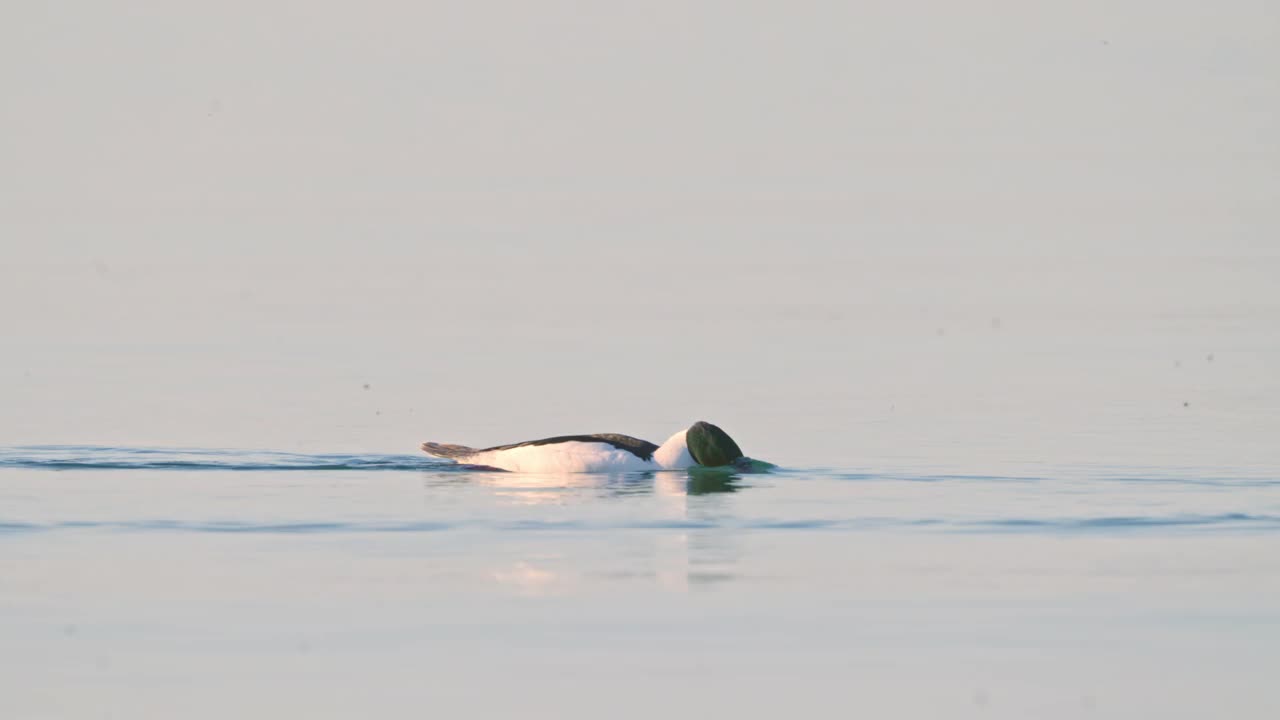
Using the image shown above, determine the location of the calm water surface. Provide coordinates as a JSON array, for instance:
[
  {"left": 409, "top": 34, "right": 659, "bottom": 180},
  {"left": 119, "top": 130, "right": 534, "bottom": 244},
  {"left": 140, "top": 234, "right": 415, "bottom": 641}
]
[
  {"left": 5, "top": 1, "right": 1279, "bottom": 714},
  {"left": 2, "top": 447, "right": 1278, "bottom": 719}
]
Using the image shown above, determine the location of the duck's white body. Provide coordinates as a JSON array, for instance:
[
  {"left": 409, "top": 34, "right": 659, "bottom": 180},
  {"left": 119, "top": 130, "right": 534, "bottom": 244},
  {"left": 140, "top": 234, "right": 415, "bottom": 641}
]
[{"left": 423, "top": 429, "right": 697, "bottom": 473}]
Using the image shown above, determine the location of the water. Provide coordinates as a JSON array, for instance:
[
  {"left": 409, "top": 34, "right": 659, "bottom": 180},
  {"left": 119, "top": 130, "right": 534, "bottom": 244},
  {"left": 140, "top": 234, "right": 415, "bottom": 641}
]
[
  {"left": 4, "top": 251, "right": 1278, "bottom": 720},
  {"left": 4, "top": 3, "right": 1279, "bottom": 713},
  {"left": 5, "top": 253, "right": 1275, "bottom": 720},
  {"left": 3, "top": 447, "right": 1278, "bottom": 719}
]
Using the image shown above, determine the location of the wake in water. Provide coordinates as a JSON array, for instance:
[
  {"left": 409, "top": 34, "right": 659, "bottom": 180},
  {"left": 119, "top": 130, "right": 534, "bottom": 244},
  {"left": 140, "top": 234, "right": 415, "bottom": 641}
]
[
  {"left": 0, "top": 445, "right": 453, "bottom": 472},
  {"left": 2, "top": 513, "right": 1278, "bottom": 536},
  {"left": 0, "top": 446, "right": 777, "bottom": 474}
]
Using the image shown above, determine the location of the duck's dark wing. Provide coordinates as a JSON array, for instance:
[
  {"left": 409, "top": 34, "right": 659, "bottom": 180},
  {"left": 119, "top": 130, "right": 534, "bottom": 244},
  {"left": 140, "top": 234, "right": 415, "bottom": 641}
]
[
  {"left": 483, "top": 433, "right": 659, "bottom": 461},
  {"left": 421, "top": 442, "right": 479, "bottom": 460}
]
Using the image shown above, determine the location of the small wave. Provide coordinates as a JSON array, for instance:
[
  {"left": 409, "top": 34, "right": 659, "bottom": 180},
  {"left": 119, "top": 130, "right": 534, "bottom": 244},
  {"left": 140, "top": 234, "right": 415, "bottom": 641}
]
[
  {"left": 0, "top": 518, "right": 719, "bottom": 534},
  {"left": 965, "top": 512, "right": 1280, "bottom": 532},
  {"left": 0, "top": 520, "right": 458, "bottom": 534},
  {"left": 821, "top": 470, "right": 1280, "bottom": 487},
  {"left": 0, "top": 446, "right": 457, "bottom": 472},
  {"left": 2, "top": 513, "right": 1276, "bottom": 536}
]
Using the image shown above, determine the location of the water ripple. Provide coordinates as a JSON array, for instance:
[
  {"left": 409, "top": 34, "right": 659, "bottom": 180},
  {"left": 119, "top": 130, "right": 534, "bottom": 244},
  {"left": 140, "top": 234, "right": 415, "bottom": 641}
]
[
  {"left": 0, "top": 446, "right": 456, "bottom": 472},
  {"left": 1, "top": 513, "right": 1276, "bottom": 536}
]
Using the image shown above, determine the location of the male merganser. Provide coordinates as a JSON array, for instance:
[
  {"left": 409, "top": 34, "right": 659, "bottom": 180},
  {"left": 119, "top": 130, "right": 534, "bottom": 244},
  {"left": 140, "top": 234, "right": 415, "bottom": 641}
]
[{"left": 421, "top": 420, "right": 745, "bottom": 473}]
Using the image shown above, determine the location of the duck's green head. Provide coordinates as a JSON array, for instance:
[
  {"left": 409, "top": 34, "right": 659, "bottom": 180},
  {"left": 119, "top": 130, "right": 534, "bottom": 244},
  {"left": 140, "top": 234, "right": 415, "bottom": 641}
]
[{"left": 685, "top": 421, "right": 744, "bottom": 467}]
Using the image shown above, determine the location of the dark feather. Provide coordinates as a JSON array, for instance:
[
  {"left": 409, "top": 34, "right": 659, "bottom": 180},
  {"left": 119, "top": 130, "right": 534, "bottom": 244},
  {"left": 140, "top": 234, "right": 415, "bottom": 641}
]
[{"left": 423, "top": 433, "right": 659, "bottom": 462}]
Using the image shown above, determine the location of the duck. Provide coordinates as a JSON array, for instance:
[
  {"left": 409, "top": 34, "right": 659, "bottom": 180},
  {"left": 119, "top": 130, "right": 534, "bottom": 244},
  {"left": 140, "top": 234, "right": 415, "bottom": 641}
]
[{"left": 421, "top": 420, "right": 745, "bottom": 473}]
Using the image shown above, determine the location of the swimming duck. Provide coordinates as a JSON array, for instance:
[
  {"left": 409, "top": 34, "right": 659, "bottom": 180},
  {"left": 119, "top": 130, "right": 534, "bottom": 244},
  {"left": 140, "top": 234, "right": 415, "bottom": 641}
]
[{"left": 421, "top": 420, "right": 745, "bottom": 473}]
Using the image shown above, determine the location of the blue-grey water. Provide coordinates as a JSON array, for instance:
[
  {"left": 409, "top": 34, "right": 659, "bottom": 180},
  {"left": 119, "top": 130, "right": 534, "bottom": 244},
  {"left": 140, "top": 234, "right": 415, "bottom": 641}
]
[{"left": 3, "top": 446, "right": 1278, "bottom": 719}]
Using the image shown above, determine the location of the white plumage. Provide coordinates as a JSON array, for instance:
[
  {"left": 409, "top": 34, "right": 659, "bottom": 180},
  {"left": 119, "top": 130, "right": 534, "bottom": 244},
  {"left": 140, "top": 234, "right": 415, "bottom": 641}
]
[{"left": 422, "top": 427, "right": 702, "bottom": 473}]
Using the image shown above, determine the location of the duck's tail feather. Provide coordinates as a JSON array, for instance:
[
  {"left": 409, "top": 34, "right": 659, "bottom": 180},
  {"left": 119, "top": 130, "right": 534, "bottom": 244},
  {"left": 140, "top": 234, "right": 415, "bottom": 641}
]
[{"left": 421, "top": 442, "right": 478, "bottom": 461}]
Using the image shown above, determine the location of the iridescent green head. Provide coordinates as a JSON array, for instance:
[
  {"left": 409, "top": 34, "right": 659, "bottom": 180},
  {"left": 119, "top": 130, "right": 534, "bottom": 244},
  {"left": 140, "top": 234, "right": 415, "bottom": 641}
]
[{"left": 685, "top": 421, "right": 744, "bottom": 467}]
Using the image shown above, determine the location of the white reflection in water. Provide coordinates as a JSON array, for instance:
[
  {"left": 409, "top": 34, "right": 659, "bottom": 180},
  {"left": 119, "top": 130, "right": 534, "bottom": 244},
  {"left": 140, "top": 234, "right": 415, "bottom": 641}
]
[
  {"left": 471, "top": 469, "right": 748, "bottom": 594},
  {"left": 491, "top": 561, "right": 560, "bottom": 596}
]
